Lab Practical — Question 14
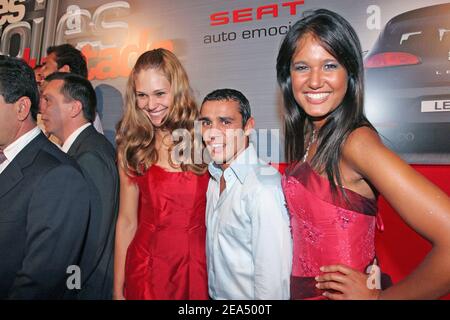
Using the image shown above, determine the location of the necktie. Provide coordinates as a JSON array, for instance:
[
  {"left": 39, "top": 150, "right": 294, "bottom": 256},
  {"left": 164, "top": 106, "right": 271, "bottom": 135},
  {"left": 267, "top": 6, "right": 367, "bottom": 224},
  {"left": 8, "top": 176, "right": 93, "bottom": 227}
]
[{"left": 0, "top": 150, "right": 7, "bottom": 165}]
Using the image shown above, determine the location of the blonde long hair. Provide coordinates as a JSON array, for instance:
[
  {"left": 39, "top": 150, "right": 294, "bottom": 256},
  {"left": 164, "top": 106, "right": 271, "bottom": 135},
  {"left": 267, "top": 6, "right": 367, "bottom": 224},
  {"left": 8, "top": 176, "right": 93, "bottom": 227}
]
[{"left": 116, "top": 48, "right": 206, "bottom": 176}]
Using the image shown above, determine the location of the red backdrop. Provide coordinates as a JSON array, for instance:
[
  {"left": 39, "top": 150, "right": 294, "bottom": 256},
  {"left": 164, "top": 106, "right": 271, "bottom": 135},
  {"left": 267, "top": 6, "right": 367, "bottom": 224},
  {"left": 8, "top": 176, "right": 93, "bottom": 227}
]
[{"left": 273, "top": 163, "right": 450, "bottom": 299}]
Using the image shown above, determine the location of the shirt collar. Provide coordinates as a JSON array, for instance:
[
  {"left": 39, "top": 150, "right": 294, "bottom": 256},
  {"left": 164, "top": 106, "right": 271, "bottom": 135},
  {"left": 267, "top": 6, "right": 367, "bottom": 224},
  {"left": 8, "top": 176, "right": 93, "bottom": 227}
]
[
  {"left": 208, "top": 162, "right": 223, "bottom": 182},
  {"left": 208, "top": 144, "right": 260, "bottom": 185},
  {"left": 3, "top": 126, "right": 41, "bottom": 163},
  {"left": 61, "top": 123, "right": 91, "bottom": 153}
]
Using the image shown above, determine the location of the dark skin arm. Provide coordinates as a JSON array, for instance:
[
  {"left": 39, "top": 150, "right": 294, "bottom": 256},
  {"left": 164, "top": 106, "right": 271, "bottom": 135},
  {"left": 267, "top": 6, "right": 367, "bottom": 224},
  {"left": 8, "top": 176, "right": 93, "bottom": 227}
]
[{"left": 317, "top": 127, "right": 450, "bottom": 300}]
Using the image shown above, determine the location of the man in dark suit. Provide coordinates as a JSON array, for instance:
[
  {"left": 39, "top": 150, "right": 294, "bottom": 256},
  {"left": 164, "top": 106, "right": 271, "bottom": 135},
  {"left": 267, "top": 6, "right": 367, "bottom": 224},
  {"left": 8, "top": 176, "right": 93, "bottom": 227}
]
[
  {"left": 41, "top": 72, "right": 119, "bottom": 299},
  {"left": 0, "top": 56, "right": 90, "bottom": 299}
]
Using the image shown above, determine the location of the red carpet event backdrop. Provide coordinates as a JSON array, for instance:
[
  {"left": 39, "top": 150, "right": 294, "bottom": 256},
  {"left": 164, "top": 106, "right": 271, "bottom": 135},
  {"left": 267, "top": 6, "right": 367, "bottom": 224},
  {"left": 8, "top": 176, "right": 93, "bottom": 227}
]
[{"left": 1, "top": 0, "right": 449, "bottom": 299}]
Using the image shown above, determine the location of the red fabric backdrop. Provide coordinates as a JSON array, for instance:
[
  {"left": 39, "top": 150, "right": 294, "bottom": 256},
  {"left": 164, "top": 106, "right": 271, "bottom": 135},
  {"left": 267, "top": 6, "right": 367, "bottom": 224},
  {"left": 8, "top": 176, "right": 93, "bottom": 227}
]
[{"left": 273, "top": 163, "right": 450, "bottom": 299}]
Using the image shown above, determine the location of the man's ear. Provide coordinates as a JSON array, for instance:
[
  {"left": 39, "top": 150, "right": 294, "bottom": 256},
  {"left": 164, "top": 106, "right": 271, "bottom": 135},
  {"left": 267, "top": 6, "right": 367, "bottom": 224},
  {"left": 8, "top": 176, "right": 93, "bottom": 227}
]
[
  {"left": 244, "top": 117, "right": 255, "bottom": 136},
  {"left": 70, "top": 100, "right": 83, "bottom": 118},
  {"left": 58, "top": 64, "right": 71, "bottom": 73},
  {"left": 15, "top": 97, "right": 32, "bottom": 121}
]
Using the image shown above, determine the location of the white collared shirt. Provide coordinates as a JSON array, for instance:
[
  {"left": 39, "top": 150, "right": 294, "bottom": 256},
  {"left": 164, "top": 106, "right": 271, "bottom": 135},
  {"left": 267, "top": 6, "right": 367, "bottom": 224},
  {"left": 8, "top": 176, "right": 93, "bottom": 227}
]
[
  {"left": 61, "top": 123, "right": 91, "bottom": 153},
  {"left": 0, "top": 126, "right": 41, "bottom": 175},
  {"left": 93, "top": 113, "right": 103, "bottom": 134},
  {"left": 206, "top": 144, "right": 292, "bottom": 300}
]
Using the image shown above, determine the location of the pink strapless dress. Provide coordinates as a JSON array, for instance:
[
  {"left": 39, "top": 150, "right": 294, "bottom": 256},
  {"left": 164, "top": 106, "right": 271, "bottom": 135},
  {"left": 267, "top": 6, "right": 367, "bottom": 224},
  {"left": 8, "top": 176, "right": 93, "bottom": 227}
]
[{"left": 282, "top": 162, "right": 381, "bottom": 300}]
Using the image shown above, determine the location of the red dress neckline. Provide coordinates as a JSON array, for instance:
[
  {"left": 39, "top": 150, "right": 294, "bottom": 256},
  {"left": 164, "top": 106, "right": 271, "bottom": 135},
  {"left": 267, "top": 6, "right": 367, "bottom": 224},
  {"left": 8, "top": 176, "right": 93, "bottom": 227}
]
[{"left": 285, "top": 161, "right": 377, "bottom": 216}]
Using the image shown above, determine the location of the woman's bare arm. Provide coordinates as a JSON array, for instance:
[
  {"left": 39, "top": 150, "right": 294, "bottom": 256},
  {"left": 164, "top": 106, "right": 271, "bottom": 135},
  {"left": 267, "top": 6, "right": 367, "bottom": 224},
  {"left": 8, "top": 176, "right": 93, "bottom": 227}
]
[{"left": 113, "top": 163, "right": 139, "bottom": 300}]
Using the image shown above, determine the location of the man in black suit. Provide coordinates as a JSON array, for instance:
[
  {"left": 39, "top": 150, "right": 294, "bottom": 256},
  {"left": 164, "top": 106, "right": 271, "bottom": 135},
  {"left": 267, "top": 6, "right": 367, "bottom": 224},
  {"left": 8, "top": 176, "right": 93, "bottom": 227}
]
[
  {"left": 0, "top": 56, "right": 90, "bottom": 299},
  {"left": 41, "top": 72, "right": 119, "bottom": 299}
]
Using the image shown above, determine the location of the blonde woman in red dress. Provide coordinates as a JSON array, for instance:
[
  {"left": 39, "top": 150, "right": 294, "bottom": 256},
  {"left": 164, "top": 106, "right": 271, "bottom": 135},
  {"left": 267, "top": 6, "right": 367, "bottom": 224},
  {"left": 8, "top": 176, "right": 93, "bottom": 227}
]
[{"left": 114, "top": 49, "right": 209, "bottom": 300}]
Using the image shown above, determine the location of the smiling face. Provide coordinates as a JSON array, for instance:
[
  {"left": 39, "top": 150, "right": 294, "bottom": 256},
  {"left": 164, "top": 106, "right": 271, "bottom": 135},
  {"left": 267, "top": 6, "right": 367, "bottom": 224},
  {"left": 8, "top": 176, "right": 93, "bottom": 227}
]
[
  {"left": 290, "top": 33, "right": 348, "bottom": 126},
  {"left": 199, "top": 99, "right": 254, "bottom": 169},
  {"left": 135, "top": 68, "right": 172, "bottom": 127}
]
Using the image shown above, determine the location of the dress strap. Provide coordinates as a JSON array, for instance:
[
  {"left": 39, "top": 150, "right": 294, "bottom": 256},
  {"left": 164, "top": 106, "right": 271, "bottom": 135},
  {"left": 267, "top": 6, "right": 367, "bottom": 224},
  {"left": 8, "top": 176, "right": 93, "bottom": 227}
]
[{"left": 376, "top": 213, "right": 384, "bottom": 232}]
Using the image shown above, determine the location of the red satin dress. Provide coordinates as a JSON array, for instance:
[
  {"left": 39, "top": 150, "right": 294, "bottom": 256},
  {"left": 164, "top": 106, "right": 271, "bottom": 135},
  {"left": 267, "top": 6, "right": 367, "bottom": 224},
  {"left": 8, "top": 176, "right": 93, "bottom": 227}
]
[
  {"left": 124, "top": 165, "right": 209, "bottom": 300},
  {"left": 282, "top": 162, "right": 381, "bottom": 300}
]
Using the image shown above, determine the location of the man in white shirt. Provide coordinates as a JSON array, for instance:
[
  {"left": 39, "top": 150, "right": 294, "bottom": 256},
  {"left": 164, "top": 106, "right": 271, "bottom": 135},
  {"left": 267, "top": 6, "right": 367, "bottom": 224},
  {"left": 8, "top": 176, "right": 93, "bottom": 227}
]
[
  {"left": 199, "top": 88, "right": 292, "bottom": 300},
  {"left": 0, "top": 55, "right": 90, "bottom": 299},
  {"left": 40, "top": 72, "right": 119, "bottom": 299}
]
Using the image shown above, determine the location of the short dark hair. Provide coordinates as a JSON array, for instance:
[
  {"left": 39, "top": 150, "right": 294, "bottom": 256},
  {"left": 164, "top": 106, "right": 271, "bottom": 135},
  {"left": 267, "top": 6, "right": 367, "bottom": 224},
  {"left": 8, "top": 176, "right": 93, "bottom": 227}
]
[
  {"left": 0, "top": 55, "right": 39, "bottom": 121},
  {"left": 201, "top": 88, "right": 251, "bottom": 126},
  {"left": 45, "top": 72, "right": 96, "bottom": 122},
  {"left": 47, "top": 44, "right": 88, "bottom": 78}
]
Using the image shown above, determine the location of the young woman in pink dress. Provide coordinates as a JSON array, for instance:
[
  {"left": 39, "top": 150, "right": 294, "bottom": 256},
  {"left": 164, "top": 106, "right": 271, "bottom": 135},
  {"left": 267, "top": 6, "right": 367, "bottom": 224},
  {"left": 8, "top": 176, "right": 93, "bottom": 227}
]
[
  {"left": 276, "top": 9, "right": 450, "bottom": 299},
  {"left": 113, "top": 49, "right": 209, "bottom": 300}
]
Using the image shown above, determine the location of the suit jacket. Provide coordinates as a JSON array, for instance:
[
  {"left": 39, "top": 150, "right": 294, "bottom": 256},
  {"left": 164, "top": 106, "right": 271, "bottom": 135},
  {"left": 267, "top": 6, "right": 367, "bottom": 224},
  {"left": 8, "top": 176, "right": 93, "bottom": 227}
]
[
  {"left": 0, "top": 132, "right": 90, "bottom": 299},
  {"left": 67, "top": 125, "right": 119, "bottom": 300}
]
